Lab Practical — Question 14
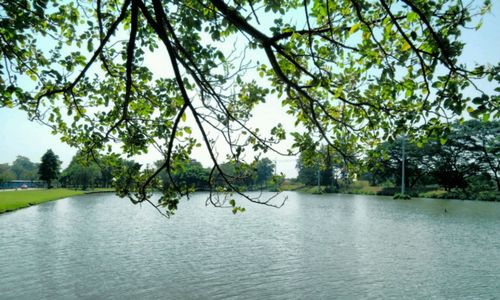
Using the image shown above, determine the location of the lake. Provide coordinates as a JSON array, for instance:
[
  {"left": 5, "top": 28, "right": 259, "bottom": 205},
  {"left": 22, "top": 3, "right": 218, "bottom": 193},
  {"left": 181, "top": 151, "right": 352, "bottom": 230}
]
[{"left": 1, "top": 192, "right": 499, "bottom": 299}]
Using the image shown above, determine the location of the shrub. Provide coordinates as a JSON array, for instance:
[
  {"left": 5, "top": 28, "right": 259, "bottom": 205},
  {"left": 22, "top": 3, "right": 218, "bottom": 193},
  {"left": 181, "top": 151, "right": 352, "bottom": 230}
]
[
  {"left": 476, "top": 191, "right": 500, "bottom": 202},
  {"left": 393, "top": 193, "right": 411, "bottom": 200}
]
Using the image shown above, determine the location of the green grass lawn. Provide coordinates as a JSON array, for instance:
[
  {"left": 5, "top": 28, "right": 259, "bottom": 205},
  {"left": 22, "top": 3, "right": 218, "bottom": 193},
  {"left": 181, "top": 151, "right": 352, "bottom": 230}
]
[{"left": 0, "top": 189, "right": 86, "bottom": 213}]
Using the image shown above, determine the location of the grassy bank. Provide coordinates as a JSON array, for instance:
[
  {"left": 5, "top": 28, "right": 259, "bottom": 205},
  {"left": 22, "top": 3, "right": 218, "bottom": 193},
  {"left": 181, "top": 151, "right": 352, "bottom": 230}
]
[{"left": 0, "top": 189, "right": 96, "bottom": 214}]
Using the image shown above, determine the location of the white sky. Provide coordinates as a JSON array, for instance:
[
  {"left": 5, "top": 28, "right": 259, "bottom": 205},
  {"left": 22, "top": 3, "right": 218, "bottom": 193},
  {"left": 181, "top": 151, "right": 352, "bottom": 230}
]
[{"left": 0, "top": 2, "right": 499, "bottom": 178}]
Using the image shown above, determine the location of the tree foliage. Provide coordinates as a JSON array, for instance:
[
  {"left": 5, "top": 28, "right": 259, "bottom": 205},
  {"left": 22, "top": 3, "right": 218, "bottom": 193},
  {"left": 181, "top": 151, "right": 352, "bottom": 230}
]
[
  {"left": 0, "top": 0, "right": 498, "bottom": 213},
  {"left": 38, "top": 149, "right": 61, "bottom": 188},
  {"left": 0, "top": 163, "right": 15, "bottom": 183},
  {"left": 366, "top": 137, "right": 437, "bottom": 188},
  {"left": 366, "top": 120, "right": 499, "bottom": 196},
  {"left": 255, "top": 158, "right": 275, "bottom": 186},
  {"left": 11, "top": 156, "right": 38, "bottom": 180},
  {"left": 296, "top": 145, "right": 351, "bottom": 188},
  {"left": 157, "top": 159, "right": 210, "bottom": 192},
  {"left": 61, "top": 152, "right": 100, "bottom": 189},
  {"left": 158, "top": 158, "right": 276, "bottom": 190},
  {"left": 60, "top": 152, "right": 124, "bottom": 189},
  {"left": 448, "top": 119, "right": 500, "bottom": 190}
]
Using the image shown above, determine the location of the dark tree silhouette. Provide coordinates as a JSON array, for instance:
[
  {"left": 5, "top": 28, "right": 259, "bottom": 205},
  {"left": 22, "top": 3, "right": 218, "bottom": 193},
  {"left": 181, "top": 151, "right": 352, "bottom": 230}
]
[{"left": 38, "top": 150, "right": 61, "bottom": 188}]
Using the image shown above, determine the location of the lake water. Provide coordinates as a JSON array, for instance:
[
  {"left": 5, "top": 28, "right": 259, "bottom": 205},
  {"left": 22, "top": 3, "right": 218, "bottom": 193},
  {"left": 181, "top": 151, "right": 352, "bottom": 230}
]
[{"left": 1, "top": 192, "right": 499, "bottom": 299}]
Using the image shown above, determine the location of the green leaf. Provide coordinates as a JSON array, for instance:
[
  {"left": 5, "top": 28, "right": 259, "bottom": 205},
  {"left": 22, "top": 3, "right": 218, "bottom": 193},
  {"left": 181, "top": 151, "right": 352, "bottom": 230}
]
[
  {"left": 349, "top": 23, "right": 361, "bottom": 35},
  {"left": 401, "top": 41, "right": 411, "bottom": 51},
  {"left": 87, "top": 40, "right": 93, "bottom": 52},
  {"left": 407, "top": 12, "right": 419, "bottom": 22},
  {"left": 405, "top": 89, "right": 412, "bottom": 98},
  {"left": 482, "top": 113, "right": 490, "bottom": 122}
]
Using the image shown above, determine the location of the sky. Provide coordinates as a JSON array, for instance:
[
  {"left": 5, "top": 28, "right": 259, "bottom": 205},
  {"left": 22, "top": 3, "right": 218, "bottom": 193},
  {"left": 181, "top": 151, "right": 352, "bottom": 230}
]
[{"left": 0, "top": 2, "right": 499, "bottom": 177}]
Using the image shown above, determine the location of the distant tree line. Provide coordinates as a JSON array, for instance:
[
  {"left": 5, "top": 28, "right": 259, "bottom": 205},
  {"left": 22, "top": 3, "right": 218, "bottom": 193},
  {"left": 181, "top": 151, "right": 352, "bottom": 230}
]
[
  {"left": 364, "top": 120, "right": 498, "bottom": 199},
  {"left": 59, "top": 152, "right": 125, "bottom": 190},
  {"left": 295, "top": 143, "right": 356, "bottom": 193},
  {"left": 0, "top": 150, "right": 61, "bottom": 188},
  {"left": 0, "top": 156, "right": 38, "bottom": 183},
  {"left": 156, "top": 157, "right": 280, "bottom": 193},
  {"left": 3, "top": 120, "right": 497, "bottom": 201},
  {"left": 1, "top": 150, "right": 279, "bottom": 192},
  {"left": 294, "top": 120, "right": 498, "bottom": 200},
  {"left": 294, "top": 120, "right": 499, "bottom": 200},
  {"left": 0, "top": 149, "right": 109, "bottom": 189}
]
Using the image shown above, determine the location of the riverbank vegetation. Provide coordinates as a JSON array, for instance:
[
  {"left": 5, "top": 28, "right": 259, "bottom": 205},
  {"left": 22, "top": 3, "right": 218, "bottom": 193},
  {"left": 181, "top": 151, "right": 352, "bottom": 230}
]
[
  {"left": 155, "top": 157, "right": 282, "bottom": 193},
  {"left": 294, "top": 120, "right": 499, "bottom": 201}
]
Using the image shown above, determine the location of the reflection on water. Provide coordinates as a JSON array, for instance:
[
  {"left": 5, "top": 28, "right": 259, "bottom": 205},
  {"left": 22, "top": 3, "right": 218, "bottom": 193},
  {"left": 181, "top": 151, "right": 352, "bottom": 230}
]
[{"left": 1, "top": 192, "right": 499, "bottom": 299}]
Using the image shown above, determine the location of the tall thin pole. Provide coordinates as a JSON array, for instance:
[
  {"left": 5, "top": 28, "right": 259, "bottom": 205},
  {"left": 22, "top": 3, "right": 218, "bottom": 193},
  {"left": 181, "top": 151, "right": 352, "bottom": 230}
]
[
  {"left": 317, "top": 159, "right": 321, "bottom": 192},
  {"left": 401, "top": 137, "right": 405, "bottom": 195},
  {"left": 332, "top": 166, "right": 335, "bottom": 188}
]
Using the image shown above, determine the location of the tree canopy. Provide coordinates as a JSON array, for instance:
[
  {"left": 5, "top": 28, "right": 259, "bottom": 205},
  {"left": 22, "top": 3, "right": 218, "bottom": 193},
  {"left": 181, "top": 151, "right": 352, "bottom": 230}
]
[
  {"left": 365, "top": 120, "right": 499, "bottom": 198},
  {"left": 0, "top": 0, "right": 498, "bottom": 214},
  {"left": 0, "top": 163, "right": 15, "bottom": 184},
  {"left": 11, "top": 156, "right": 39, "bottom": 180},
  {"left": 60, "top": 151, "right": 122, "bottom": 189},
  {"left": 38, "top": 149, "right": 61, "bottom": 188}
]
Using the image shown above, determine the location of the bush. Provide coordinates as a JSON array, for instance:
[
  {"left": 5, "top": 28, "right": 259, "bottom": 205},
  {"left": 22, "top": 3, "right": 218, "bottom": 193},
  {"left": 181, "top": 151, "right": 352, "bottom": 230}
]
[
  {"left": 323, "top": 186, "right": 339, "bottom": 193},
  {"left": 393, "top": 193, "right": 411, "bottom": 200},
  {"left": 311, "top": 187, "right": 323, "bottom": 194},
  {"left": 476, "top": 191, "right": 500, "bottom": 202}
]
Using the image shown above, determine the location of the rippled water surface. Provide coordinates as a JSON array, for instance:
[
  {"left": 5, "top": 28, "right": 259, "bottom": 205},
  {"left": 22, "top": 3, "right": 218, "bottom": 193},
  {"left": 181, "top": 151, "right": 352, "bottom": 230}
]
[{"left": 1, "top": 192, "right": 499, "bottom": 299}]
